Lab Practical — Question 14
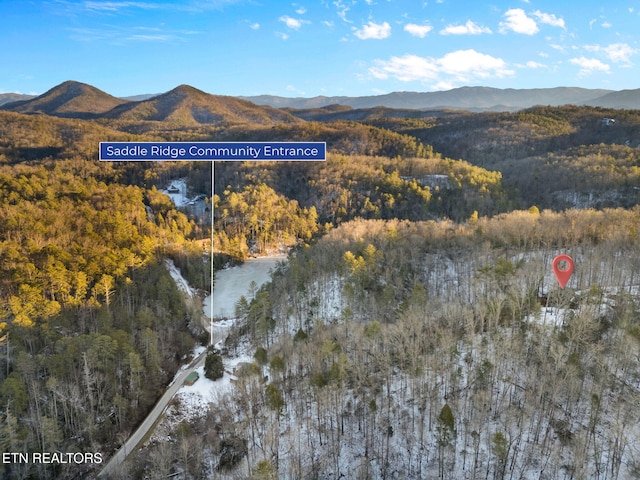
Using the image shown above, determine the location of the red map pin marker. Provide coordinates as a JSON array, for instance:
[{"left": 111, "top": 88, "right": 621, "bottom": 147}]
[{"left": 552, "top": 254, "right": 574, "bottom": 289}]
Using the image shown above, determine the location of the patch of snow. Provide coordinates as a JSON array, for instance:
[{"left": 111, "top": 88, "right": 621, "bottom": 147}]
[
  {"left": 149, "top": 255, "right": 283, "bottom": 445},
  {"left": 162, "top": 179, "right": 191, "bottom": 207},
  {"left": 149, "top": 346, "right": 254, "bottom": 445},
  {"left": 527, "top": 306, "right": 566, "bottom": 327},
  {"left": 176, "top": 353, "right": 254, "bottom": 403},
  {"left": 164, "top": 259, "right": 196, "bottom": 298}
]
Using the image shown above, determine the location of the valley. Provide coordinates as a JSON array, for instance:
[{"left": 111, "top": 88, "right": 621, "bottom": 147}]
[{"left": 1, "top": 80, "right": 640, "bottom": 479}]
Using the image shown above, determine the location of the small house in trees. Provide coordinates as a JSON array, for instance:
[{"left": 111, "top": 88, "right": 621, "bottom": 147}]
[
  {"left": 400, "top": 174, "right": 453, "bottom": 190},
  {"left": 167, "top": 184, "right": 180, "bottom": 194},
  {"left": 183, "top": 371, "right": 199, "bottom": 386}
]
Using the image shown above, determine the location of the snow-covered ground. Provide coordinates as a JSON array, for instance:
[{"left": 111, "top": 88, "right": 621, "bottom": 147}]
[
  {"left": 152, "top": 254, "right": 285, "bottom": 445},
  {"left": 154, "top": 352, "right": 253, "bottom": 444},
  {"left": 164, "top": 259, "right": 196, "bottom": 298},
  {"left": 175, "top": 353, "right": 252, "bottom": 405},
  {"left": 162, "top": 179, "right": 192, "bottom": 207}
]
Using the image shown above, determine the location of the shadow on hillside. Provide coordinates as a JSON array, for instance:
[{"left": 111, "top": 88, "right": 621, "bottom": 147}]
[{"left": 8, "top": 146, "right": 65, "bottom": 162}]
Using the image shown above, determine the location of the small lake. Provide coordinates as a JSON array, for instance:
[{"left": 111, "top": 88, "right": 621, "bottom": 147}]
[{"left": 203, "top": 255, "right": 287, "bottom": 319}]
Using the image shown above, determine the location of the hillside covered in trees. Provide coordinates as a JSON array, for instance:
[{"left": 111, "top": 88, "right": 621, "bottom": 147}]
[
  {"left": 1, "top": 81, "right": 640, "bottom": 479},
  {"left": 210, "top": 210, "right": 640, "bottom": 479}
]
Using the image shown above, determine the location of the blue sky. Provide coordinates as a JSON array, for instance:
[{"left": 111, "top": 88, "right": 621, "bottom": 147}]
[{"left": 1, "top": 0, "right": 639, "bottom": 97}]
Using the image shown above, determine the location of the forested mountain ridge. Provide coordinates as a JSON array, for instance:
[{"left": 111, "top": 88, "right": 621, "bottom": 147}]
[
  {"left": 301, "top": 105, "right": 640, "bottom": 210},
  {"left": 243, "top": 86, "right": 627, "bottom": 111},
  {"left": 0, "top": 81, "right": 302, "bottom": 126},
  {"left": 1, "top": 81, "right": 128, "bottom": 118},
  {"left": 103, "top": 84, "right": 302, "bottom": 125},
  {"left": 417, "top": 105, "right": 640, "bottom": 209},
  {"left": 4, "top": 81, "right": 640, "bottom": 117}
]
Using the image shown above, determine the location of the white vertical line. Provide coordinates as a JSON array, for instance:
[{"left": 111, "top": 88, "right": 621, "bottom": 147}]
[{"left": 210, "top": 160, "right": 214, "bottom": 346}]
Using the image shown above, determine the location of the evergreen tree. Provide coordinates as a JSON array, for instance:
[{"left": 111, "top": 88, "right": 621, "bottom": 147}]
[{"left": 204, "top": 350, "right": 224, "bottom": 381}]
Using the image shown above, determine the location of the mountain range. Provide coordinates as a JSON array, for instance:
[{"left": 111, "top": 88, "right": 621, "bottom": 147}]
[
  {"left": 241, "top": 86, "right": 625, "bottom": 111},
  {"left": 245, "top": 86, "right": 640, "bottom": 111},
  {"left": 0, "top": 81, "right": 301, "bottom": 125},
  {"left": 2, "top": 81, "right": 640, "bottom": 123}
]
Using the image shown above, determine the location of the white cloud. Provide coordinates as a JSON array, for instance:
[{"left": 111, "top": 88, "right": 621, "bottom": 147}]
[
  {"left": 370, "top": 54, "right": 439, "bottom": 81},
  {"left": 601, "top": 21, "right": 612, "bottom": 28},
  {"left": 354, "top": 21, "right": 391, "bottom": 40},
  {"left": 439, "top": 49, "right": 514, "bottom": 80},
  {"left": 286, "top": 84, "right": 306, "bottom": 95},
  {"left": 604, "top": 43, "right": 636, "bottom": 63},
  {"left": 249, "top": 22, "right": 260, "bottom": 30},
  {"left": 532, "top": 10, "right": 565, "bottom": 29},
  {"left": 82, "top": 1, "right": 161, "bottom": 12},
  {"left": 369, "top": 49, "right": 514, "bottom": 85},
  {"left": 295, "top": 6, "right": 307, "bottom": 15},
  {"left": 570, "top": 57, "right": 610, "bottom": 75},
  {"left": 81, "top": 0, "right": 243, "bottom": 13},
  {"left": 279, "top": 15, "right": 308, "bottom": 30},
  {"left": 517, "top": 60, "right": 546, "bottom": 69},
  {"left": 499, "top": 8, "right": 538, "bottom": 35},
  {"left": 440, "top": 20, "right": 492, "bottom": 35},
  {"left": 585, "top": 43, "right": 637, "bottom": 64},
  {"left": 431, "top": 80, "right": 456, "bottom": 91},
  {"left": 404, "top": 23, "right": 433, "bottom": 38},
  {"left": 67, "top": 25, "right": 200, "bottom": 43},
  {"left": 549, "top": 43, "right": 567, "bottom": 53},
  {"left": 333, "top": 0, "right": 351, "bottom": 23},
  {"left": 127, "top": 33, "right": 174, "bottom": 41}
]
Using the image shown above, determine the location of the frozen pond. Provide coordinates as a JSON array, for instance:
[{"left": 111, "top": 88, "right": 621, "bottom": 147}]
[{"left": 203, "top": 254, "right": 287, "bottom": 319}]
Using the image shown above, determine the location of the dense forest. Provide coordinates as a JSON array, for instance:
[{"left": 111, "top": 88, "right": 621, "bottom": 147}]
[
  {"left": 0, "top": 160, "right": 204, "bottom": 479},
  {"left": 131, "top": 209, "right": 640, "bottom": 479},
  {"left": 359, "top": 105, "right": 640, "bottom": 210},
  {"left": 1, "top": 90, "right": 640, "bottom": 479},
  {"left": 219, "top": 210, "right": 640, "bottom": 479}
]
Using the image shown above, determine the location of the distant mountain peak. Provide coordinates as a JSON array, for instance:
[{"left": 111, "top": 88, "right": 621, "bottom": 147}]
[
  {"left": 0, "top": 92, "right": 34, "bottom": 107},
  {"left": 3, "top": 81, "right": 639, "bottom": 123},
  {"left": 161, "top": 84, "right": 207, "bottom": 99},
  {"left": 0, "top": 80, "right": 128, "bottom": 118},
  {"left": 105, "top": 83, "right": 302, "bottom": 126}
]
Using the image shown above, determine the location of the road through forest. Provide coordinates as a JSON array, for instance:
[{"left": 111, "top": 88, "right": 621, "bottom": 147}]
[{"left": 97, "top": 255, "right": 286, "bottom": 478}]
